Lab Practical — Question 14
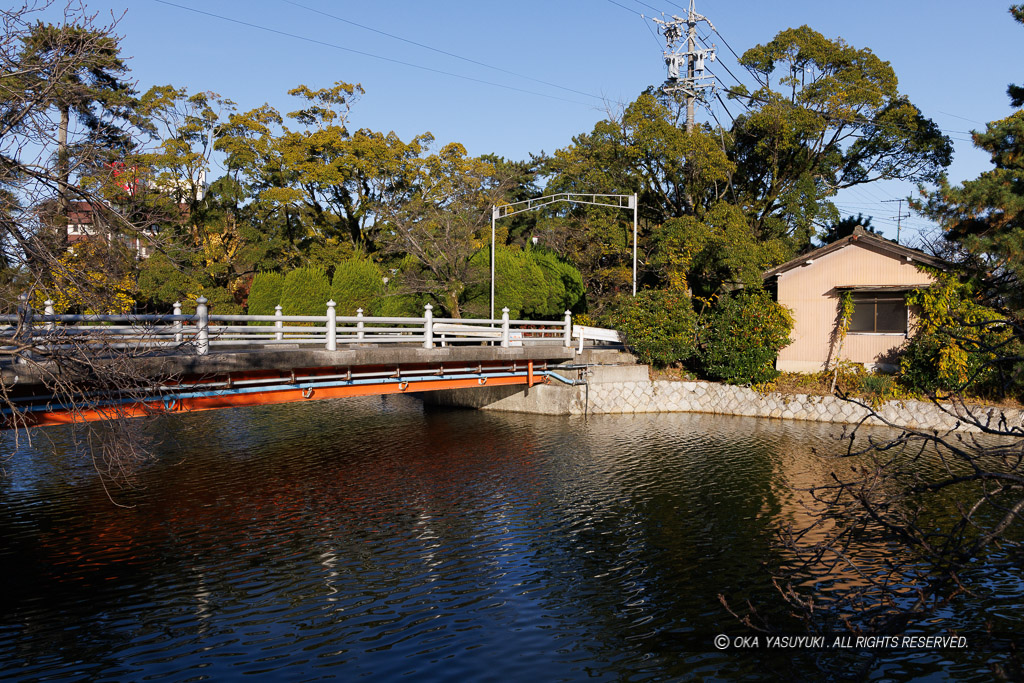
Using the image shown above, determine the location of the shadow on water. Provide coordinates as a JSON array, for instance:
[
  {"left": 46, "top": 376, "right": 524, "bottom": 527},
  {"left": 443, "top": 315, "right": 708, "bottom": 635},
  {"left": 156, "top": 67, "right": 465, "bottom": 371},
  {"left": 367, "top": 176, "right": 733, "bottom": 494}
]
[{"left": 0, "top": 397, "right": 1018, "bottom": 680}]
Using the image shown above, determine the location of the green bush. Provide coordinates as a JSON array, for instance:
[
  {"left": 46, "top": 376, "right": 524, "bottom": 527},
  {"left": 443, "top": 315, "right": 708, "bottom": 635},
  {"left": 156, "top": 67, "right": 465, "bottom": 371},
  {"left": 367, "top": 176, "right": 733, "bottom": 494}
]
[
  {"left": 247, "top": 271, "right": 285, "bottom": 321},
  {"left": 531, "top": 249, "right": 586, "bottom": 316},
  {"left": 898, "top": 275, "right": 1017, "bottom": 396},
  {"left": 464, "top": 246, "right": 586, "bottom": 319},
  {"left": 698, "top": 288, "right": 793, "bottom": 385},
  {"left": 330, "top": 258, "right": 385, "bottom": 316},
  {"left": 280, "top": 266, "right": 331, "bottom": 317},
  {"left": 198, "top": 285, "right": 243, "bottom": 315},
  {"left": 608, "top": 288, "right": 697, "bottom": 367},
  {"left": 373, "top": 292, "right": 424, "bottom": 317}
]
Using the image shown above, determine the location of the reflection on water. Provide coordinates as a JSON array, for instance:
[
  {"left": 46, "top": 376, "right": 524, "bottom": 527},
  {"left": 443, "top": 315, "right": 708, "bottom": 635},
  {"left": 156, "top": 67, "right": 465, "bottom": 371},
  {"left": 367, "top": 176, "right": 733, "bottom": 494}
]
[{"left": 0, "top": 397, "right": 1017, "bottom": 680}]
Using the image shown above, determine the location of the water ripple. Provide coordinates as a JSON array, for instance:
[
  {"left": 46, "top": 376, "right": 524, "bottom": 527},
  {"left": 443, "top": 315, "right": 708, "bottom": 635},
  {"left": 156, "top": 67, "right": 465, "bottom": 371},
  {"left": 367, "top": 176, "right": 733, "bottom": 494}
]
[{"left": 0, "top": 398, "right": 1018, "bottom": 680}]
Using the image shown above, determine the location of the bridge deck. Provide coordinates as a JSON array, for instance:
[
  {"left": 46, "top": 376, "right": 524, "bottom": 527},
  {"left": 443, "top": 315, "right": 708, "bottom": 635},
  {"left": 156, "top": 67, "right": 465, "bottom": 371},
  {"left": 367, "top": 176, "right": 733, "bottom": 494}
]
[{"left": 3, "top": 344, "right": 578, "bottom": 428}]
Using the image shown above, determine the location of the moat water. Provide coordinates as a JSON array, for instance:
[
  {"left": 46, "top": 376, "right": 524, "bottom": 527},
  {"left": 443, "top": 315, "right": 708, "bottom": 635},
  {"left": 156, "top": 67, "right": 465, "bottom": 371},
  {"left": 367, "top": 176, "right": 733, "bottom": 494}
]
[{"left": 0, "top": 397, "right": 1019, "bottom": 681}]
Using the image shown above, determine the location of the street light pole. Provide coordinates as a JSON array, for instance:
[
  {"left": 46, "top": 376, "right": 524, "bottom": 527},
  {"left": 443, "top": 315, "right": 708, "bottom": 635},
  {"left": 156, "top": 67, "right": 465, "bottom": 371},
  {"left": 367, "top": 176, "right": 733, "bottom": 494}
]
[
  {"left": 490, "top": 206, "right": 497, "bottom": 322},
  {"left": 489, "top": 193, "right": 638, "bottom": 320},
  {"left": 632, "top": 193, "right": 638, "bottom": 296}
]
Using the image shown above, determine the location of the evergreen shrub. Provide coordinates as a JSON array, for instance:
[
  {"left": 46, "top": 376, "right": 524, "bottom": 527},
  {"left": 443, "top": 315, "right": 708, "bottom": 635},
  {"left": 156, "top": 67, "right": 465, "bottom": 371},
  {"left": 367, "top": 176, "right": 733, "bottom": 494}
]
[
  {"left": 330, "top": 258, "right": 385, "bottom": 316},
  {"left": 280, "top": 266, "right": 331, "bottom": 318},
  {"left": 247, "top": 271, "right": 285, "bottom": 322},
  {"left": 609, "top": 288, "right": 697, "bottom": 367},
  {"left": 465, "top": 246, "right": 586, "bottom": 319},
  {"left": 698, "top": 288, "right": 793, "bottom": 385}
]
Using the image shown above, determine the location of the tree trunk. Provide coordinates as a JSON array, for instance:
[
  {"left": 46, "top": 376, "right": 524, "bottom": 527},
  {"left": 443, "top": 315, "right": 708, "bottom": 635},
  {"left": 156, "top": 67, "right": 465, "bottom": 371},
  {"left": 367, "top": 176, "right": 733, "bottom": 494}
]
[
  {"left": 445, "top": 289, "right": 461, "bottom": 319},
  {"left": 56, "top": 105, "right": 70, "bottom": 250}
]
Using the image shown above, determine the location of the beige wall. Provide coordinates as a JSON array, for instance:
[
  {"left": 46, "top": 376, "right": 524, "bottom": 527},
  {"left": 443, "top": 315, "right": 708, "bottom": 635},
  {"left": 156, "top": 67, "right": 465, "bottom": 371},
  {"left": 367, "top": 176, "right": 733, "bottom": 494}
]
[{"left": 775, "top": 242, "right": 934, "bottom": 373}]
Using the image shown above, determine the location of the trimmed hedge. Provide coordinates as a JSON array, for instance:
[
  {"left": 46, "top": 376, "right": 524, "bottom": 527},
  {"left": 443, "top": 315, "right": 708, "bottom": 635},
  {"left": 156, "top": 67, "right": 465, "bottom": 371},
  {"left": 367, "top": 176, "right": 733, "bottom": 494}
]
[
  {"left": 330, "top": 258, "right": 385, "bottom": 316},
  {"left": 465, "top": 246, "right": 586, "bottom": 319},
  {"left": 280, "top": 266, "right": 331, "bottom": 317},
  {"left": 531, "top": 250, "right": 586, "bottom": 317},
  {"left": 247, "top": 271, "right": 285, "bottom": 320}
]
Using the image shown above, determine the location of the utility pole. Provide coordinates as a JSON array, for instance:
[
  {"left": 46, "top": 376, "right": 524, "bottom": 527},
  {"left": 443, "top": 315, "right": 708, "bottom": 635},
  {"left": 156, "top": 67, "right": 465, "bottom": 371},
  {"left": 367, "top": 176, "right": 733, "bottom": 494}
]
[
  {"left": 882, "top": 199, "right": 910, "bottom": 244},
  {"left": 653, "top": 1, "right": 717, "bottom": 132}
]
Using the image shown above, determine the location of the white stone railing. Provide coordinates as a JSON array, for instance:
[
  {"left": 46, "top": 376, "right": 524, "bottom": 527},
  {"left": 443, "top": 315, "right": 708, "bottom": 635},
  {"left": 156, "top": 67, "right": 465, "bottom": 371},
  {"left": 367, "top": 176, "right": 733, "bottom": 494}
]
[{"left": 0, "top": 295, "right": 576, "bottom": 356}]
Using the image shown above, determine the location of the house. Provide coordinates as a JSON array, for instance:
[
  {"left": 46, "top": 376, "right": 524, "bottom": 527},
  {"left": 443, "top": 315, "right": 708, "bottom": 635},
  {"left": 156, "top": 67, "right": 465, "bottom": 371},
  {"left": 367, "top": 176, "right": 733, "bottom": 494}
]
[
  {"left": 66, "top": 201, "right": 158, "bottom": 259},
  {"left": 762, "top": 226, "right": 947, "bottom": 373},
  {"left": 65, "top": 166, "right": 205, "bottom": 259}
]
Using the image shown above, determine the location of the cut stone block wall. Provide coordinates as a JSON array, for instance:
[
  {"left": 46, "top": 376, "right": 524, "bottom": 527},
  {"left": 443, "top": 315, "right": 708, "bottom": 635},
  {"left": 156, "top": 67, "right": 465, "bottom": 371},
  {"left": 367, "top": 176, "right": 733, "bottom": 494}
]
[
  {"left": 576, "top": 378, "right": 1022, "bottom": 433},
  {"left": 423, "top": 363, "right": 1023, "bottom": 434}
]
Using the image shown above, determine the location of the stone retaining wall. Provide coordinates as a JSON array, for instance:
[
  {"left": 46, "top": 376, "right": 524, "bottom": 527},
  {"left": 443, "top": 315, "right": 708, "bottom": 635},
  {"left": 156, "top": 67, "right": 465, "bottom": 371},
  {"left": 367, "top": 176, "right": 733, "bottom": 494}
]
[
  {"left": 579, "top": 378, "right": 1023, "bottom": 433},
  {"left": 424, "top": 361, "right": 1023, "bottom": 433}
]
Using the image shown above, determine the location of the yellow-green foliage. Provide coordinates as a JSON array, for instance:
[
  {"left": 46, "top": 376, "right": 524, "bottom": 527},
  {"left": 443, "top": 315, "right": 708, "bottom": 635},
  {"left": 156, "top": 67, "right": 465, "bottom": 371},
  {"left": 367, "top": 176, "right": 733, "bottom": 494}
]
[
  {"left": 35, "top": 242, "right": 134, "bottom": 315},
  {"left": 652, "top": 202, "right": 793, "bottom": 296},
  {"left": 280, "top": 266, "right": 331, "bottom": 317},
  {"left": 697, "top": 288, "right": 793, "bottom": 385},
  {"left": 899, "top": 273, "right": 1015, "bottom": 395},
  {"left": 246, "top": 271, "right": 285, "bottom": 324},
  {"left": 838, "top": 291, "right": 855, "bottom": 341},
  {"left": 330, "top": 258, "right": 384, "bottom": 315}
]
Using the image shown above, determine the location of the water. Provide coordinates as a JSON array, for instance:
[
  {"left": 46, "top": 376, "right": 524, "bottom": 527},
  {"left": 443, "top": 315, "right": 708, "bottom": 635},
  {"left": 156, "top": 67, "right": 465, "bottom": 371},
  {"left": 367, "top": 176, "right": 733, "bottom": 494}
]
[{"left": 0, "top": 397, "right": 1019, "bottom": 681}]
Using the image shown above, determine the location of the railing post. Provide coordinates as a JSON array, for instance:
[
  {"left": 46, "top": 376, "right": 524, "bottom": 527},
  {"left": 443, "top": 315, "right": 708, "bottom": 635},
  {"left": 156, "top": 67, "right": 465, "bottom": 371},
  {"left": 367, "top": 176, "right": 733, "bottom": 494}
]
[
  {"left": 44, "top": 300, "right": 55, "bottom": 331},
  {"left": 356, "top": 308, "right": 365, "bottom": 341},
  {"left": 423, "top": 303, "right": 433, "bottom": 349},
  {"left": 564, "top": 310, "right": 572, "bottom": 347},
  {"left": 501, "top": 307, "right": 510, "bottom": 348},
  {"left": 274, "top": 305, "right": 283, "bottom": 341},
  {"left": 196, "top": 296, "right": 209, "bottom": 356},
  {"left": 326, "top": 300, "right": 337, "bottom": 351},
  {"left": 173, "top": 302, "right": 183, "bottom": 343},
  {"left": 16, "top": 292, "right": 32, "bottom": 363}
]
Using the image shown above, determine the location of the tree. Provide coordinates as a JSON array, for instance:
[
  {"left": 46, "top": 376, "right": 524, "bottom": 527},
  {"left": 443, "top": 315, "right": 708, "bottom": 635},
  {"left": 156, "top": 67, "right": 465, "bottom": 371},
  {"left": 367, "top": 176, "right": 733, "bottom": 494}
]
[
  {"left": 729, "top": 26, "right": 952, "bottom": 249},
  {"left": 15, "top": 15, "right": 139, "bottom": 250},
  {"left": 916, "top": 112, "right": 1024, "bottom": 313},
  {"left": 377, "top": 144, "right": 513, "bottom": 317},
  {"left": 650, "top": 202, "right": 791, "bottom": 297},
  {"left": 131, "top": 86, "right": 278, "bottom": 313},
  {"left": 0, "top": 4, "right": 174, "bottom": 488},
  {"left": 542, "top": 93, "right": 737, "bottom": 306},
  {"left": 216, "top": 82, "right": 431, "bottom": 253}
]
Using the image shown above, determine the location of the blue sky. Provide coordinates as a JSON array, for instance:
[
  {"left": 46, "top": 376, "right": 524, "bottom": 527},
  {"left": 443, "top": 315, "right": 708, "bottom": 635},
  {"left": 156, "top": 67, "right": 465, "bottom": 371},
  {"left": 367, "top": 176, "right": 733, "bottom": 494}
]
[{"left": 52, "top": 0, "right": 1023, "bottom": 243}]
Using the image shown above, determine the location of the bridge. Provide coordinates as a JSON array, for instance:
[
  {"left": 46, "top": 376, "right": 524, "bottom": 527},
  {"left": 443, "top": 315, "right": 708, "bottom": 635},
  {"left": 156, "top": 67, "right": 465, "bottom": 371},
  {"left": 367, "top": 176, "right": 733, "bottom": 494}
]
[{"left": 1, "top": 296, "right": 623, "bottom": 428}]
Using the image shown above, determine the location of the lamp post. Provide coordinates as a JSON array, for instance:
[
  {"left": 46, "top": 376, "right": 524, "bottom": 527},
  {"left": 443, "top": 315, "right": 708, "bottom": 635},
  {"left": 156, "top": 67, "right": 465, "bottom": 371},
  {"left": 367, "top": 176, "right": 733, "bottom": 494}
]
[{"left": 490, "top": 193, "right": 638, "bottom": 321}]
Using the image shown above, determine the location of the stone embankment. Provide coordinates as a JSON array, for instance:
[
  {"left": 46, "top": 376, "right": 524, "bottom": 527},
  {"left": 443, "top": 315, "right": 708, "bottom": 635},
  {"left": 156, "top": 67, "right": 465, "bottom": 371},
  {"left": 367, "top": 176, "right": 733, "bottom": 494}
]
[{"left": 423, "top": 352, "right": 1023, "bottom": 433}]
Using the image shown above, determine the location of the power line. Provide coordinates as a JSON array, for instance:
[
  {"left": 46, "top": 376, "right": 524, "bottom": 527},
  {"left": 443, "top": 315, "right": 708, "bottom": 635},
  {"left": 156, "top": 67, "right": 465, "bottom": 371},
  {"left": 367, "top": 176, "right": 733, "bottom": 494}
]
[
  {"left": 937, "top": 110, "right": 986, "bottom": 126},
  {"left": 719, "top": 85, "right": 975, "bottom": 142},
  {"left": 709, "top": 27, "right": 765, "bottom": 87},
  {"left": 151, "top": 0, "right": 595, "bottom": 107},
  {"left": 280, "top": 0, "right": 604, "bottom": 102},
  {"left": 714, "top": 91, "right": 736, "bottom": 124},
  {"left": 641, "top": 11, "right": 666, "bottom": 49},
  {"left": 630, "top": 0, "right": 667, "bottom": 14},
  {"left": 606, "top": 0, "right": 639, "bottom": 14}
]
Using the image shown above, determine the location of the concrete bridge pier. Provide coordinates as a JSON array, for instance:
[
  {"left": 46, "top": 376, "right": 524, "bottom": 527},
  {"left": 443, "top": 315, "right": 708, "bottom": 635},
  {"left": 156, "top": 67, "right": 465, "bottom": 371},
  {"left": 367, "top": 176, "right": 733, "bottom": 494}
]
[{"left": 421, "top": 350, "right": 646, "bottom": 416}]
